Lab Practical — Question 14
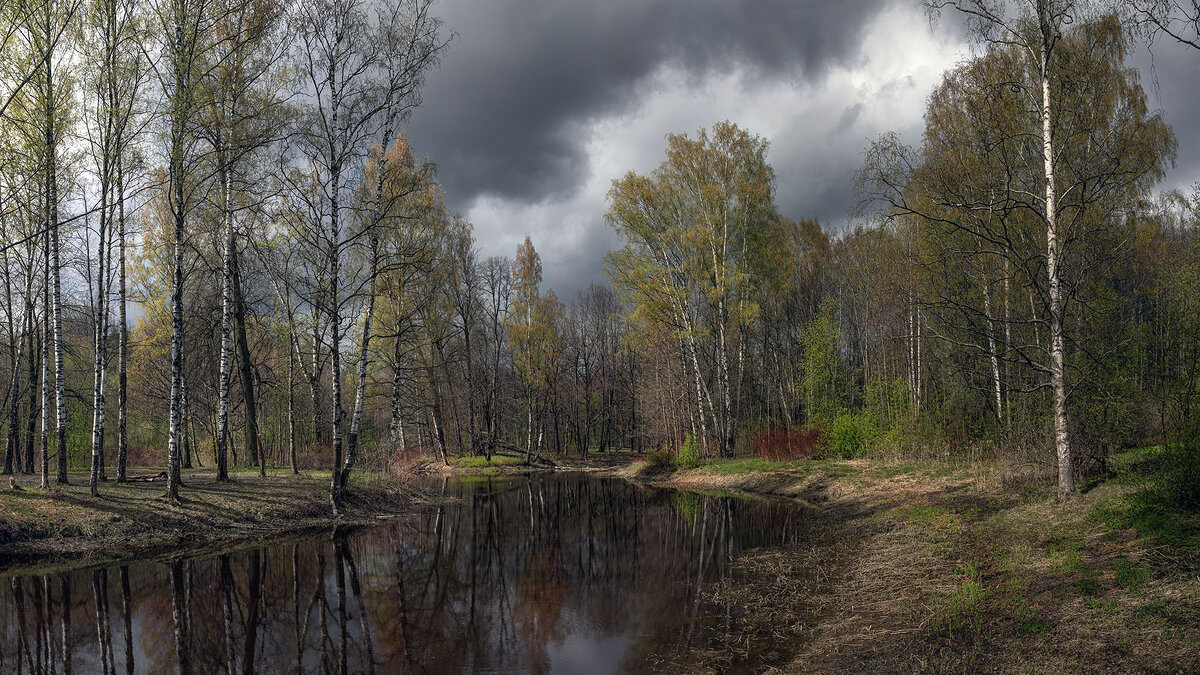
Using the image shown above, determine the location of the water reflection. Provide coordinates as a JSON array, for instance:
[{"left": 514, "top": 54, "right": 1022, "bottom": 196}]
[{"left": 0, "top": 474, "right": 820, "bottom": 674}]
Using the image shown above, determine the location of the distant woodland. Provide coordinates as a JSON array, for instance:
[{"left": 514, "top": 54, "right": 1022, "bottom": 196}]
[{"left": 0, "top": 0, "right": 1198, "bottom": 511}]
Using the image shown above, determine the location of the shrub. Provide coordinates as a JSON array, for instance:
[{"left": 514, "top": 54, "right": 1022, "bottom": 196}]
[
  {"left": 383, "top": 447, "right": 425, "bottom": 477},
  {"left": 678, "top": 433, "right": 702, "bottom": 468},
  {"left": 865, "top": 377, "right": 910, "bottom": 430},
  {"left": 646, "top": 446, "right": 676, "bottom": 471},
  {"left": 828, "top": 412, "right": 878, "bottom": 459},
  {"left": 750, "top": 426, "right": 824, "bottom": 461},
  {"left": 124, "top": 445, "right": 162, "bottom": 469},
  {"left": 1155, "top": 437, "right": 1200, "bottom": 511}
]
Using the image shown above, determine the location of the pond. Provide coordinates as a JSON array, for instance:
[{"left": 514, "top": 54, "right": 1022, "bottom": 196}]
[{"left": 0, "top": 474, "right": 828, "bottom": 674}]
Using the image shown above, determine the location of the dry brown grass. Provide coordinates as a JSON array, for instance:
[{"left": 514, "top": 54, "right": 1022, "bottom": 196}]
[{"left": 633, "top": 458, "right": 1200, "bottom": 673}]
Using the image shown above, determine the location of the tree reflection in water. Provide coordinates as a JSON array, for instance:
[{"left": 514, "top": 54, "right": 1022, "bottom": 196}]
[{"left": 0, "top": 474, "right": 822, "bottom": 673}]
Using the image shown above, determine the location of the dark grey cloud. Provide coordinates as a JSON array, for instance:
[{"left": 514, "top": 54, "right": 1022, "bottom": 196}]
[
  {"left": 407, "top": 0, "right": 889, "bottom": 206},
  {"left": 1132, "top": 41, "right": 1200, "bottom": 192}
]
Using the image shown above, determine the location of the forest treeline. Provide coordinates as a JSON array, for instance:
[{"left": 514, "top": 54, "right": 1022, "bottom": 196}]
[{"left": 0, "top": 0, "right": 1197, "bottom": 511}]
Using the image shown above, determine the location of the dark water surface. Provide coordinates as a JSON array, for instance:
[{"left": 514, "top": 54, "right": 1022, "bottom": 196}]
[{"left": 0, "top": 473, "right": 823, "bottom": 674}]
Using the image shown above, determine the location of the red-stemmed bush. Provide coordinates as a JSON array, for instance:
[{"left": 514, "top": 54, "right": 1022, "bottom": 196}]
[{"left": 750, "top": 426, "right": 824, "bottom": 461}]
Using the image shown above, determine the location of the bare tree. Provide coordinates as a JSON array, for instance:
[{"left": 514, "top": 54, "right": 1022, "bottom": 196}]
[{"left": 480, "top": 255, "right": 511, "bottom": 460}]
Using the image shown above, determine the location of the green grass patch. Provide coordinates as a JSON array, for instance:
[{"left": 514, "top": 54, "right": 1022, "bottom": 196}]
[
  {"left": 1050, "top": 547, "right": 1085, "bottom": 574},
  {"left": 1089, "top": 446, "right": 1200, "bottom": 546},
  {"left": 1090, "top": 468, "right": 1200, "bottom": 554},
  {"left": 1113, "top": 556, "right": 1149, "bottom": 590},
  {"left": 896, "top": 503, "right": 956, "bottom": 524},
  {"left": 446, "top": 454, "right": 524, "bottom": 469},
  {"left": 1088, "top": 597, "right": 1119, "bottom": 614},
  {"left": 1076, "top": 576, "right": 1102, "bottom": 596},
  {"left": 931, "top": 578, "right": 989, "bottom": 635},
  {"left": 1004, "top": 595, "right": 1052, "bottom": 634},
  {"left": 865, "top": 462, "right": 922, "bottom": 479},
  {"left": 1019, "top": 617, "right": 1052, "bottom": 634}
]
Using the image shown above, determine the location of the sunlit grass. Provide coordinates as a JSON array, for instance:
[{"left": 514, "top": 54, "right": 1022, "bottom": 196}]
[{"left": 692, "top": 457, "right": 855, "bottom": 476}]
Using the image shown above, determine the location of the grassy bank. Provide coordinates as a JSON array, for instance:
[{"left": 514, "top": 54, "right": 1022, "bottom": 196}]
[
  {"left": 625, "top": 450, "right": 1200, "bottom": 673},
  {"left": 406, "top": 448, "right": 639, "bottom": 475},
  {"left": 0, "top": 468, "right": 429, "bottom": 574},
  {"left": 0, "top": 449, "right": 635, "bottom": 573}
]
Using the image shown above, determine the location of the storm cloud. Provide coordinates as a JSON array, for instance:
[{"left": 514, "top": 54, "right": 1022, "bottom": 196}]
[{"left": 409, "top": 0, "right": 887, "bottom": 202}]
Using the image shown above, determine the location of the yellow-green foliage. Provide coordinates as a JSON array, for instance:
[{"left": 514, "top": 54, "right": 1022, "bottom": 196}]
[
  {"left": 678, "top": 433, "right": 701, "bottom": 468},
  {"left": 448, "top": 454, "right": 523, "bottom": 469},
  {"left": 829, "top": 412, "right": 878, "bottom": 459}
]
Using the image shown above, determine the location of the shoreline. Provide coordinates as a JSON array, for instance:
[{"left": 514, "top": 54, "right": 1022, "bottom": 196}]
[
  {"left": 0, "top": 469, "right": 433, "bottom": 576},
  {"left": 615, "top": 454, "right": 1199, "bottom": 672},
  {"left": 0, "top": 454, "right": 631, "bottom": 575}
]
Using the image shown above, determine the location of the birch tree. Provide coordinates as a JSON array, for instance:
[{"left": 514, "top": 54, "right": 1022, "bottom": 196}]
[
  {"left": 869, "top": 3, "right": 1178, "bottom": 499},
  {"left": 1125, "top": 0, "right": 1200, "bottom": 50},
  {"left": 152, "top": 0, "right": 213, "bottom": 501},
  {"left": 81, "top": 0, "right": 146, "bottom": 493},
  {"left": 339, "top": 136, "right": 437, "bottom": 490},
  {"left": 197, "top": 0, "right": 288, "bottom": 480},
  {"left": 606, "top": 122, "right": 776, "bottom": 458},
  {"left": 288, "top": 0, "right": 445, "bottom": 514},
  {"left": 18, "top": 0, "right": 81, "bottom": 485}
]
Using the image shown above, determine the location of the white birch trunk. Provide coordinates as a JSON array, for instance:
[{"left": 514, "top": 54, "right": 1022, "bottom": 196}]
[
  {"left": 117, "top": 153, "right": 128, "bottom": 481},
  {"left": 340, "top": 238, "right": 378, "bottom": 489},
  {"left": 287, "top": 332, "right": 297, "bottom": 474},
  {"left": 40, "top": 228, "right": 49, "bottom": 489},
  {"left": 1042, "top": 63, "right": 1073, "bottom": 500},
  {"left": 215, "top": 165, "right": 233, "bottom": 480},
  {"left": 982, "top": 277, "right": 1003, "bottom": 424},
  {"left": 46, "top": 49, "right": 67, "bottom": 485},
  {"left": 327, "top": 126, "right": 344, "bottom": 514},
  {"left": 166, "top": 189, "right": 185, "bottom": 501},
  {"left": 90, "top": 174, "right": 110, "bottom": 496}
]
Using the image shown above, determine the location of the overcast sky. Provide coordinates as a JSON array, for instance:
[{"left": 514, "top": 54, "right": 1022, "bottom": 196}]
[{"left": 405, "top": 0, "right": 1200, "bottom": 300}]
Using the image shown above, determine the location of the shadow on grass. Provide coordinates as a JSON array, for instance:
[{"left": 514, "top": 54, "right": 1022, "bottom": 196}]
[{"left": 1090, "top": 444, "right": 1200, "bottom": 562}]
